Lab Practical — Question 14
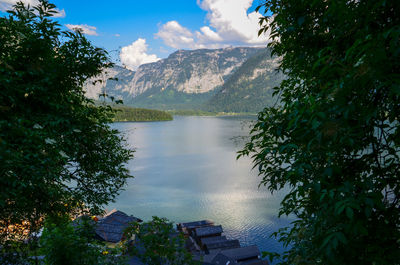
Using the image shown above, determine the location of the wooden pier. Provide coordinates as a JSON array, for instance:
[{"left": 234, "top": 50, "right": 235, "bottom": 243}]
[{"left": 177, "top": 220, "right": 269, "bottom": 265}]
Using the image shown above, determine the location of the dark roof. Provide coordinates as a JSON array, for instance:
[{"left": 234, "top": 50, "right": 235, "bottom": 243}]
[
  {"left": 211, "top": 253, "right": 238, "bottom": 265},
  {"left": 178, "top": 220, "right": 214, "bottom": 230},
  {"left": 219, "top": 245, "right": 261, "bottom": 261},
  {"left": 200, "top": 236, "right": 227, "bottom": 246},
  {"left": 95, "top": 209, "right": 141, "bottom": 243},
  {"left": 194, "top": 225, "right": 223, "bottom": 237},
  {"left": 178, "top": 220, "right": 215, "bottom": 236},
  {"left": 204, "top": 239, "right": 241, "bottom": 253},
  {"left": 239, "top": 260, "right": 269, "bottom": 265}
]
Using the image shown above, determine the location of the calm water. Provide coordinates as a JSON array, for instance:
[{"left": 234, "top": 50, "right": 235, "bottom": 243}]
[{"left": 108, "top": 116, "right": 291, "bottom": 257}]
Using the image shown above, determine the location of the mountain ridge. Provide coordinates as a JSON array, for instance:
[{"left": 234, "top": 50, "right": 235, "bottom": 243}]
[
  {"left": 206, "top": 48, "right": 284, "bottom": 113},
  {"left": 84, "top": 46, "right": 282, "bottom": 112}
]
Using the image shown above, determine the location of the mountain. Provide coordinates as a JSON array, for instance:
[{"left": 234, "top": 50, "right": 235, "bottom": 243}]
[
  {"left": 84, "top": 47, "right": 283, "bottom": 112},
  {"left": 205, "top": 49, "right": 284, "bottom": 113},
  {"left": 85, "top": 65, "right": 134, "bottom": 100},
  {"left": 85, "top": 47, "right": 263, "bottom": 109}
]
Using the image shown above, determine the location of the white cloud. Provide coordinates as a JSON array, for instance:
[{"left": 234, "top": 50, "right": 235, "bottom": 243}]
[
  {"left": 120, "top": 38, "right": 160, "bottom": 71},
  {"left": 199, "top": 0, "right": 268, "bottom": 44},
  {"left": 0, "top": 0, "right": 66, "bottom": 18},
  {"left": 155, "top": 21, "right": 200, "bottom": 49},
  {"left": 52, "top": 8, "right": 66, "bottom": 18},
  {"left": 65, "top": 24, "right": 98, "bottom": 36},
  {"left": 156, "top": 0, "right": 271, "bottom": 49},
  {"left": 197, "top": 26, "right": 223, "bottom": 42},
  {"left": 114, "top": 33, "right": 120, "bottom": 37},
  {"left": 0, "top": 0, "right": 35, "bottom": 10}
]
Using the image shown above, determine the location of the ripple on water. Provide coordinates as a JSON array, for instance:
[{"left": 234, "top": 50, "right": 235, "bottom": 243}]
[{"left": 109, "top": 117, "right": 292, "bottom": 261}]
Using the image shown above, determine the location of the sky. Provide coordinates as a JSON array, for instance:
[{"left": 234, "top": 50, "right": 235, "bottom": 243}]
[{"left": 0, "top": 0, "right": 270, "bottom": 70}]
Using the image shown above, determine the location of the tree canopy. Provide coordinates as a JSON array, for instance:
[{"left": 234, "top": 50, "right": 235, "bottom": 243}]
[
  {"left": 123, "top": 217, "right": 197, "bottom": 265},
  {"left": 0, "top": 0, "right": 133, "bottom": 247},
  {"left": 240, "top": 0, "right": 400, "bottom": 264}
]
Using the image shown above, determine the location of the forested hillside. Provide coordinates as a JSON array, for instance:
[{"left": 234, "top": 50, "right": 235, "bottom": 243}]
[{"left": 113, "top": 106, "right": 173, "bottom": 121}]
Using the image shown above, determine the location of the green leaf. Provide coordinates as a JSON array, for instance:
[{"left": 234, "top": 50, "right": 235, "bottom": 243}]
[
  {"left": 297, "top": 16, "right": 305, "bottom": 26},
  {"left": 346, "top": 207, "right": 354, "bottom": 220}
]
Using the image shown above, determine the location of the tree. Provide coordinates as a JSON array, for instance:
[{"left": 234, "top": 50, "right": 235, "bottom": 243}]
[
  {"left": 0, "top": 0, "right": 133, "bottom": 254},
  {"left": 40, "top": 215, "right": 125, "bottom": 265},
  {"left": 123, "top": 217, "right": 198, "bottom": 265},
  {"left": 239, "top": 0, "right": 400, "bottom": 264}
]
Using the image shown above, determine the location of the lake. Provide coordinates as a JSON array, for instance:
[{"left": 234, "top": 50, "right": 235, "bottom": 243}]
[{"left": 108, "top": 115, "right": 291, "bottom": 257}]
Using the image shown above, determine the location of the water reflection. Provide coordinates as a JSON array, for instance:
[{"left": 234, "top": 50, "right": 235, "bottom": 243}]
[{"left": 108, "top": 116, "right": 290, "bottom": 256}]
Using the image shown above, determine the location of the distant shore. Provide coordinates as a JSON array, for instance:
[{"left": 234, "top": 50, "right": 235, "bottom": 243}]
[
  {"left": 166, "top": 109, "right": 258, "bottom": 117},
  {"left": 111, "top": 105, "right": 258, "bottom": 122},
  {"left": 113, "top": 106, "right": 173, "bottom": 122}
]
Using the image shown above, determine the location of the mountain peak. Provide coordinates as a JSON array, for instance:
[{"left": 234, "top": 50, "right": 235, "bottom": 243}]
[{"left": 85, "top": 47, "right": 281, "bottom": 112}]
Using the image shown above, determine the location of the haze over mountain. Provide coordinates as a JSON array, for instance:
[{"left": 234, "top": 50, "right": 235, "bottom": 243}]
[{"left": 85, "top": 47, "right": 283, "bottom": 112}]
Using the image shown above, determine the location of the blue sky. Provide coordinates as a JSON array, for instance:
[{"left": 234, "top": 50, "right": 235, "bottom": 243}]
[{"left": 0, "top": 0, "right": 269, "bottom": 70}]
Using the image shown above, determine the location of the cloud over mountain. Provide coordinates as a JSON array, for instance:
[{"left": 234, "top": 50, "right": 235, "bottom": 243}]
[
  {"left": 119, "top": 38, "right": 160, "bottom": 71},
  {"left": 155, "top": 21, "right": 199, "bottom": 49}
]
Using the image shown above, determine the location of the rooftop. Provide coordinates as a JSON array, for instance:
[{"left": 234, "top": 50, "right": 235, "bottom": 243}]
[
  {"left": 178, "top": 220, "right": 214, "bottom": 229},
  {"left": 200, "top": 236, "right": 227, "bottom": 245},
  {"left": 219, "top": 245, "right": 260, "bottom": 261},
  {"left": 95, "top": 209, "right": 142, "bottom": 243},
  {"left": 194, "top": 225, "right": 223, "bottom": 237},
  {"left": 204, "top": 239, "right": 241, "bottom": 253}
]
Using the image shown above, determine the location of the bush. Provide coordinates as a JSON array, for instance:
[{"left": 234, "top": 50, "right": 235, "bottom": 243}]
[
  {"left": 123, "top": 216, "right": 198, "bottom": 265},
  {"left": 0, "top": 0, "right": 133, "bottom": 252},
  {"left": 240, "top": 0, "right": 400, "bottom": 264},
  {"left": 40, "top": 215, "right": 125, "bottom": 265}
]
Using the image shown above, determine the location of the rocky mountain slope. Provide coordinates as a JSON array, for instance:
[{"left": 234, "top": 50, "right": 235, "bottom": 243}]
[
  {"left": 206, "top": 49, "right": 284, "bottom": 113},
  {"left": 85, "top": 47, "right": 262, "bottom": 107},
  {"left": 85, "top": 65, "right": 134, "bottom": 100},
  {"left": 85, "top": 47, "right": 283, "bottom": 111}
]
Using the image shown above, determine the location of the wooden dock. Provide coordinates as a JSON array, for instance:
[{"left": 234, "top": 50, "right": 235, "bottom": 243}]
[{"left": 177, "top": 220, "right": 269, "bottom": 265}]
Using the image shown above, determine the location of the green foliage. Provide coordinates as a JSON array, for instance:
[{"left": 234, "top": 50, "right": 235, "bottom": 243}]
[
  {"left": 124, "top": 216, "right": 198, "bottom": 265},
  {"left": 112, "top": 106, "right": 173, "bottom": 122},
  {"left": 240, "top": 0, "right": 400, "bottom": 264},
  {"left": 0, "top": 0, "right": 133, "bottom": 253},
  {"left": 40, "top": 215, "right": 125, "bottom": 265},
  {"left": 130, "top": 89, "right": 217, "bottom": 110}
]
